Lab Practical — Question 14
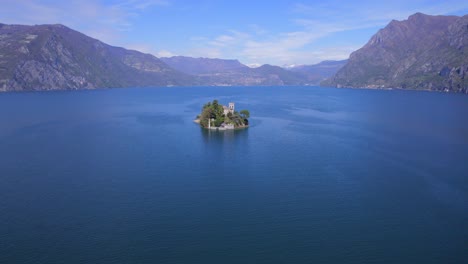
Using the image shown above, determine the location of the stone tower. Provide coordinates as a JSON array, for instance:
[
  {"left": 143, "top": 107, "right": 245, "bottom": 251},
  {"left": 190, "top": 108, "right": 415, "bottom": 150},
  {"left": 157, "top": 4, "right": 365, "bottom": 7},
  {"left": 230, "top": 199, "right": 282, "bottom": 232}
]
[{"left": 229, "top": 102, "right": 235, "bottom": 113}]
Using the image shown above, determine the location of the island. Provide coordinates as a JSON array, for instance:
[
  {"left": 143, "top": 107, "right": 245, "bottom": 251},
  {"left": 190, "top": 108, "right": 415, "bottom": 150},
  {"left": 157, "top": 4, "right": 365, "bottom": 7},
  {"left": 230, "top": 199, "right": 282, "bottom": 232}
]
[{"left": 195, "top": 100, "right": 249, "bottom": 130}]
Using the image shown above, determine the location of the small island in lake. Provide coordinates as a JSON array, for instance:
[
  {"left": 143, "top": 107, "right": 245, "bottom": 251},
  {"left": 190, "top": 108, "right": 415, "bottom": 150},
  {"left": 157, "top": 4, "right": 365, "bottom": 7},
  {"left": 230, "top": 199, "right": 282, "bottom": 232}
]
[{"left": 195, "top": 100, "right": 249, "bottom": 130}]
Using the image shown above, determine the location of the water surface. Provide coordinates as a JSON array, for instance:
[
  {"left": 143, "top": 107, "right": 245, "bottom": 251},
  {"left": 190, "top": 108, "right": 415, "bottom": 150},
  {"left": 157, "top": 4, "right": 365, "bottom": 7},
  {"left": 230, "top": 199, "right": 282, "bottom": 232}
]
[{"left": 0, "top": 86, "right": 467, "bottom": 263}]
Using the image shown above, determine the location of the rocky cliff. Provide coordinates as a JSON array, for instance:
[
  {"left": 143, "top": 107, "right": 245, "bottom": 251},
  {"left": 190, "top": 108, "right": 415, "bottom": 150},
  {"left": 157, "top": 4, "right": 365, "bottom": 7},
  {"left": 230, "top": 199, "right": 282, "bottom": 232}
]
[{"left": 324, "top": 13, "right": 467, "bottom": 93}]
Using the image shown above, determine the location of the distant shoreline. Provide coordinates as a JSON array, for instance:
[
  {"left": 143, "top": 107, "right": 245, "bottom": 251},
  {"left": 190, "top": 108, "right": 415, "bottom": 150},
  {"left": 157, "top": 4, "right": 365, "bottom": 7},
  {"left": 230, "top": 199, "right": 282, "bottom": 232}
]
[{"left": 1, "top": 85, "right": 464, "bottom": 95}]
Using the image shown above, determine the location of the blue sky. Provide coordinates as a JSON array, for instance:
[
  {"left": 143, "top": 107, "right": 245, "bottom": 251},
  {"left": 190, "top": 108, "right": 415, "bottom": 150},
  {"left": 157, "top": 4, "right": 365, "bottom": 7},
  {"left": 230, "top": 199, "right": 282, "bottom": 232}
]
[{"left": 1, "top": 0, "right": 467, "bottom": 66}]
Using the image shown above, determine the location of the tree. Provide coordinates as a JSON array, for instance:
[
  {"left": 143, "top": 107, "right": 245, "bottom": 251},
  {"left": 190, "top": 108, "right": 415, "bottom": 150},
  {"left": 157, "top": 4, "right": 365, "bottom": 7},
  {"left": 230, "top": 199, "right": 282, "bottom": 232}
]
[
  {"left": 198, "top": 100, "right": 249, "bottom": 128},
  {"left": 230, "top": 114, "right": 244, "bottom": 127},
  {"left": 200, "top": 107, "right": 212, "bottom": 127},
  {"left": 212, "top": 100, "right": 219, "bottom": 110},
  {"left": 240, "top": 109, "right": 250, "bottom": 119},
  {"left": 203, "top": 102, "right": 211, "bottom": 110},
  {"left": 214, "top": 116, "right": 224, "bottom": 127},
  {"left": 209, "top": 111, "right": 216, "bottom": 120}
]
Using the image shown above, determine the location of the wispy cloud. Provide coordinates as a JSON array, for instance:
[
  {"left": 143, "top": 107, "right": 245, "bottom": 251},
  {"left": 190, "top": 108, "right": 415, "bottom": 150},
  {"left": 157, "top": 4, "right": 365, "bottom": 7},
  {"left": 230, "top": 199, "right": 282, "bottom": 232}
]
[
  {"left": 208, "top": 31, "right": 250, "bottom": 47},
  {"left": 183, "top": 1, "right": 468, "bottom": 65},
  {"left": 0, "top": 0, "right": 169, "bottom": 45},
  {"left": 0, "top": 0, "right": 391, "bottom": 64},
  {"left": 126, "top": 43, "right": 176, "bottom": 58},
  {"left": 1, "top": 0, "right": 466, "bottom": 65},
  {"left": 185, "top": 26, "right": 357, "bottom": 65},
  {"left": 184, "top": 14, "right": 365, "bottom": 65},
  {"left": 292, "top": 1, "right": 468, "bottom": 28},
  {"left": 115, "top": 0, "right": 170, "bottom": 10}
]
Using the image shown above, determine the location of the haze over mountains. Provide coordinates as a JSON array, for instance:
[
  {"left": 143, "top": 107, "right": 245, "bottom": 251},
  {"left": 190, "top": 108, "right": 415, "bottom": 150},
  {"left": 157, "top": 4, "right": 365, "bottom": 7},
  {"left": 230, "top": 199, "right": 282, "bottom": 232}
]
[
  {"left": 290, "top": 60, "right": 348, "bottom": 85},
  {"left": 160, "top": 56, "right": 248, "bottom": 75},
  {"left": 161, "top": 56, "right": 324, "bottom": 86},
  {"left": 0, "top": 12, "right": 466, "bottom": 92}
]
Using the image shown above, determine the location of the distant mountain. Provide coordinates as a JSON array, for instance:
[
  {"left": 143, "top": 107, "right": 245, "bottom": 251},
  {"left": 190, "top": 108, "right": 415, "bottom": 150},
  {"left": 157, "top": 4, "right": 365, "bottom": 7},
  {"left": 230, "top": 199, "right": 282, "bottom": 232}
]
[
  {"left": 160, "top": 56, "right": 248, "bottom": 75},
  {"left": 0, "top": 22, "right": 312, "bottom": 91},
  {"left": 161, "top": 56, "right": 309, "bottom": 86},
  {"left": 0, "top": 23, "right": 195, "bottom": 91},
  {"left": 288, "top": 60, "right": 347, "bottom": 84},
  {"left": 249, "top": 64, "right": 308, "bottom": 85},
  {"left": 323, "top": 13, "right": 467, "bottom": 93}
]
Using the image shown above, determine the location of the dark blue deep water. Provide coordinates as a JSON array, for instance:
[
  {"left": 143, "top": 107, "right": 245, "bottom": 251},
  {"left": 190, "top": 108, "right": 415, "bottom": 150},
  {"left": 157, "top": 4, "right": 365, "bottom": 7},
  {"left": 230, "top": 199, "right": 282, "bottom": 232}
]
[{"left": 0, "top": 86, "right": 467, "bottom": 263}]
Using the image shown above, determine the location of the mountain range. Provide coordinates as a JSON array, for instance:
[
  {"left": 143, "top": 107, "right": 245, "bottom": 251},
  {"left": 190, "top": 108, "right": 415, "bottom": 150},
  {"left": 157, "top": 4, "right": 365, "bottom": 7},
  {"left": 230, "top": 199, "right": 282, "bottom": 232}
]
[
  {"left": 0, "top": 12, "right": 466, "bottom": 92},
  {"left": 0, "top": 23, "right": 197, "bottom": 91},
  {"left": 161, "top": 56, "right": 317, "bottom": 86},
  {"left": 289, "top": 60, "right": 348, "bottom": 84},
  {"left": 0, "top": 23, "right": 340, "bottom": 91},
  {"left": 323, "top": 13, "right": 467, "bottom": 93}
]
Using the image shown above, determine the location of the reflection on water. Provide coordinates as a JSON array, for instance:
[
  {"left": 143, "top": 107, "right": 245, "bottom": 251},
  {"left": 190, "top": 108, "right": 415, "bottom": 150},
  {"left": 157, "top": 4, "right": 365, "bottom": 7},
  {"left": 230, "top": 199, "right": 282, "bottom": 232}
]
[
  {"left": 200, "top": 127, "right": 249, "bottom": 144},
  {"left": 199, "top": 127, "right": 250, "bottom": 162}
]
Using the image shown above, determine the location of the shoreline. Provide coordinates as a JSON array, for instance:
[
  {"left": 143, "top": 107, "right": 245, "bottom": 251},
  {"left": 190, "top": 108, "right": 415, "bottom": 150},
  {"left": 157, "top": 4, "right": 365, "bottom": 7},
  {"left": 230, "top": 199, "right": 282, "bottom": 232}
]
[
  {"left": 2, "top": 85, "right": 465, "bottom": 95},
  {"left": 193, "top": 119, "right": 249, "bottom": 130}
]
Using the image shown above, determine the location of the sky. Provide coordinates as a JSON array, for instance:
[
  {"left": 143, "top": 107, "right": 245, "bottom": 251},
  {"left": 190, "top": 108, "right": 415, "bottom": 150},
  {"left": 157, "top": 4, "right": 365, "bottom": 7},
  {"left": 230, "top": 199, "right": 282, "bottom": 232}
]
[{"left": 1, "top": 0, "right": 467, "bottom": 67}]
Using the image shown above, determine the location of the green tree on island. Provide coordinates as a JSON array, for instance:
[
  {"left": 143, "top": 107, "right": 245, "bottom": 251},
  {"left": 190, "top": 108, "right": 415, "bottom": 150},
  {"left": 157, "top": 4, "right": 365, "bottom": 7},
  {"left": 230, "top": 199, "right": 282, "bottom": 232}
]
[
  {"left": 240, "top": 110, "right": 250, "bottom": 119},
  {"left": 196, "top": 100, "right": 250, "bottom": 129},
  {"left": 239, "top": 109, "right": 249, "bottom": 125}
]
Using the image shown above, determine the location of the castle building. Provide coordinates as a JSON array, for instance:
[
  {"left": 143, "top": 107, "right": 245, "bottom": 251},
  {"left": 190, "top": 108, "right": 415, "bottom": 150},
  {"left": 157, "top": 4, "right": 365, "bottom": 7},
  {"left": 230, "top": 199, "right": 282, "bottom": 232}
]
[{"left": 223, "top": 102, "right": 235, "bottom": 115}]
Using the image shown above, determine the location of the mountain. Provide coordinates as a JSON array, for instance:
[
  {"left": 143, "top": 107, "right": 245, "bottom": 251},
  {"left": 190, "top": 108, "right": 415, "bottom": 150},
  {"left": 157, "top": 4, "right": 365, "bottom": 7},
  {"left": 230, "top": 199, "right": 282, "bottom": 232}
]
[
  {"left": 161, "top": 56, "right": 309, "bottom": 86},
  {"left": 249, "top": 64, "right": 308, "bottom": 85},
  {"left": 323, "top": 13, "right": 468, "bottom": 93},
  {"left": 0, "top": 23, "right": 195, "bottom": 91},
  {"left": 195, "top": 63, "right": 309, "bottom": 86},
  {"left": 160, "top": 56, "right": 248, "bottom": 75},
  {"left": 0, "top": 22, "right": 312, "bottom": 91},
  {"left": 288, "top": 60, "right": 347, "bottom": 84}
]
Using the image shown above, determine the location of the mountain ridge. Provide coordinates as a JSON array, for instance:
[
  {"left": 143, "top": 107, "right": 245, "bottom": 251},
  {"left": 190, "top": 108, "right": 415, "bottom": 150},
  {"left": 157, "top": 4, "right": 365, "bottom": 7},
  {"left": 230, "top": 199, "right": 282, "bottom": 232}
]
[
  {"left": 288, "top": 60, "right": 348, "bottom": 85},
  {"left": 323, "top": 13, "right": 467, "bottom": 93},
  {"left": 1, "top": 13, "right": 466, "bottom": 92},
  {"left": 160, "top": 56, "right": 248, "bottom": 75},
  {"left": 0, "top": 23, "right": 196, "bottom": 91},
  {"left": 0, "top": 23, "right": 320, "bottom": 91},
  {"left": 160, "top": 56, "right": 314, "bottom": 86}
]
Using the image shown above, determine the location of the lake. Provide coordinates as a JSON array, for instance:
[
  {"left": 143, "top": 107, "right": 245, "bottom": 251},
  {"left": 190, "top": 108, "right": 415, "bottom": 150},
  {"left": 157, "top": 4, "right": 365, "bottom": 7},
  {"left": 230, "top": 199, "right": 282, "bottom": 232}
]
[{"left": 0, "top": 86, "right": 467, "bottom": 263}]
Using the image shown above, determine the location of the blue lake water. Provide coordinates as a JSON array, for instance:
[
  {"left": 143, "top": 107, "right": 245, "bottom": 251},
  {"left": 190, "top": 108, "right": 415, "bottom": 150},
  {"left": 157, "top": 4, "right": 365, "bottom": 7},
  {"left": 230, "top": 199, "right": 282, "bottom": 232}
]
[{"left": 0, "top": 86, "right": 467, "bottom": 263}]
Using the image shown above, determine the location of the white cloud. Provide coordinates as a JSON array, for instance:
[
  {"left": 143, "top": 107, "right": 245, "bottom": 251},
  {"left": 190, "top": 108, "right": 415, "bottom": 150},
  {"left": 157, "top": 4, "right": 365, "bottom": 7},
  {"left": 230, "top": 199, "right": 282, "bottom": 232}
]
[
  {"left": 292, "top": 1, "right": 468, "bottom": 28},
  {"left": 125, "top": 44, "right": 176, "bottom": 58},
  {"left": 209, "top": 35, "right": 236, "bottom": 47},
  {"left": 1, "top": 0, "right": 466, "bottom": 66},
  {"left": 208, "top": 31, "right": 250, "bottom": 47},
  {"left": 186, "top": 47, "right": 223, "bottom": 59},
  {"left": 189, "top": 16, "right": 359, "bottom": 65},
  {"left": 185, "top": 1, "right": 468, "bottom": 65},
  {"left": 156, "top": 50, "right": 175, "bottom": 57},
  {"left": 125, "top": 43, "right": 155, "bottom": 53},
  {"left": 246, "top": 63, "right": 262, "bottom": 68},
  {"left": 116, "top": 0, "right": 170, "bottom": 10},
  {"left": 0, "top": 0, "right": 170, "bottom": 45}
]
